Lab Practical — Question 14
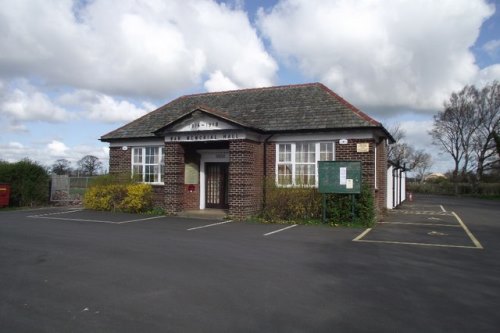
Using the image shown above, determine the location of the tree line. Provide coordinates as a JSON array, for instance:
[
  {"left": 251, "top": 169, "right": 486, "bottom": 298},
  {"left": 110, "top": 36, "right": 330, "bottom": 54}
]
[
  {"left": 51, "top": 155, "right": 103, "bottom": 176},
  {"left": 387, "top": 124, "right": 433, "bottom": 183},
  {"left": 430, "top": 81, "right": 499, "bottom": 185}
]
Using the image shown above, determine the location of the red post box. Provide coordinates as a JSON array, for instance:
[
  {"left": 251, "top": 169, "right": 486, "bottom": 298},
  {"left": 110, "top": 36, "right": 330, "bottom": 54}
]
[{"left": 0, "top": 184, "right": 11, "bottom": 207}]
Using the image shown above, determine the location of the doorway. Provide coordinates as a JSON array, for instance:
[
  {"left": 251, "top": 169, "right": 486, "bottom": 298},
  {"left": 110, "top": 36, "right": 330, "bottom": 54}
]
[{"left": 205, "top": 163, "right": 229, "bottom": 209}]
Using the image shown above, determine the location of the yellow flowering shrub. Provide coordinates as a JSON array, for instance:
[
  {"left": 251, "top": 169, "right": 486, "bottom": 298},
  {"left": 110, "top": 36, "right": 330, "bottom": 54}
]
[
  {"left": 119, "top": 183, "right": 153, "bottom": 213},
  {"left": 83, "top": 183, "right": 152, "bottom": 213}
]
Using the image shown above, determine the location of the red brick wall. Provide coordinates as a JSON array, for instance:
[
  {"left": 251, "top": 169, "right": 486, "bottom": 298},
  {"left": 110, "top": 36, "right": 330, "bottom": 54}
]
[
  {"left": 151, "top": 185, "right": 165, "bottom": 208},
  {"left": 228, "top": 140, "right": 264, "bottom": 220},
  {"left": 183, "top": 184, "right": 199, "bottom": 210},
  {"left": 265, "top": 142, "right": 276, "bottom": 180},
  {"left": 335, "top": 139, "right": 376, "bottom": 189},
  {"left": 109, "top": 147, "right": 130, "bottom": 175},
  {"left": 164, "top": 142, "right": 184, "bottom": 214}
]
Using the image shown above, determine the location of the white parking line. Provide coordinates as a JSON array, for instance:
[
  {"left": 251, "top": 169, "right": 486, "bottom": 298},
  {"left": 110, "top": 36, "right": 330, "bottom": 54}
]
[
  {"left": 263, "top": 224, "right": 297, "bottom": 236},
  {"left": 28, "top": 212, "right": 166, "bottom": 224},
  {"left": 440, "top": 205, "right": 446, "bottom": 212},
  {"left": 452, "top": 212, "right": 483, "bottom": 249},
  {"left": 187, "top": 220, "right": 234, "bottom": 231},
  {"left": 28, "top": 209, "right": 83, "bottom": 218},
  {"left": 353, "top": 228, "right": 372, "bottom": 241},
  {"left": 117, "top": 215, "right": 166, "bottom": 224},
  {"left": 353, "top": 238, "right": 481, "bottom": 249},
  {"left": 29, "top": 216, "right": 115, "bottom": 223},
  {"left": 378, "top": 221, "right": 461, "bottom": 228}
]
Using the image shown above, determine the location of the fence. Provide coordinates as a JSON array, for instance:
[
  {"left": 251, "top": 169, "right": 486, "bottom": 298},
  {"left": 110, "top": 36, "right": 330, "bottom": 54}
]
[{"left": 50, "top": 175, "right": 95, "bottom": 203}]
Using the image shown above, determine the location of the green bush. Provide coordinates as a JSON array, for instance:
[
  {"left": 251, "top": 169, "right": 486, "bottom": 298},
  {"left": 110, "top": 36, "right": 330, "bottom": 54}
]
[
  {"left": 261, "top": 179, "right": 375, "bottom": 227},
  {"left": 83, "top": 183, "right": 153, "bottom": 213},
  {"left": 0, "top": 159, "right": 49, "bottom": 207},
  {"left": 262, "top": 183, "right": 322, "bottom": 222}
]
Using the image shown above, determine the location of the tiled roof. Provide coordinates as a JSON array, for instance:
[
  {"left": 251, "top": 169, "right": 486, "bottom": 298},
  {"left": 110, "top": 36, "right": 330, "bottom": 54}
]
[{"left": 101, "top": 83, "right": 386, "bottom": 141}]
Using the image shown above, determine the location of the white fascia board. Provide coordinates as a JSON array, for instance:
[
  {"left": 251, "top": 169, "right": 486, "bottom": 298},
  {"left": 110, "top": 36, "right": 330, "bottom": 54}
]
[
  {"left": 109, "top": 139, "right": 164, "bottom": 148},
  {"left": 270, "top": 130, "right": 375, "bottom": 142}
]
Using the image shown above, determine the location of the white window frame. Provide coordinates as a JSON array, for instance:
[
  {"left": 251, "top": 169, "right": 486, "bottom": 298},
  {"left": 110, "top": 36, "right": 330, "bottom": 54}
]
[
  {"left": 131, "top": 146, "right": 164, "bottom": 184},
  {"left": 275, "top": 142, "right": 335, "bottom": 187}
]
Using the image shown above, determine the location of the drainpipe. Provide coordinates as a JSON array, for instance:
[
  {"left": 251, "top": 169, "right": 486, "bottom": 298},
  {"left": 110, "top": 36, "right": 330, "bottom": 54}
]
[{"left": 263, "top": 134, "right": 274, "bottom": 209}]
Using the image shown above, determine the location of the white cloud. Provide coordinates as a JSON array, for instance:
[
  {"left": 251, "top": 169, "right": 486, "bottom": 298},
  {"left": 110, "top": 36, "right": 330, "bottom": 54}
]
[
  {"left": 0, "top": 0, "right": 277, "bottom": 98},
  {"left": 483, "top": 39, "right": 500, "bottom": 57},
  {"left": 257, "top": 0, "right": 495, "bottom": 112},
  {"left": 47, "top": 140, "right": 70, "bottom": 158},
  {"left": 204, "top": 70, "right": 240, "bottom": 92},
  {"left": 474, "top": 64, "right": 500, "bottom": 87},
  {"left": 58, "top": 89, "right": 154, "bottom": 123},
  {"left": 0, "top": 80, "right": 69, "bottom": 123}
]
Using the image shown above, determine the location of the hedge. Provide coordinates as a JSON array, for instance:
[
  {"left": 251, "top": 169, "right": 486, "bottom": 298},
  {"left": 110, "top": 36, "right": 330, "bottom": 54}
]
[{"left": 0, "top": 159, "right": 50, "bottom": 207}]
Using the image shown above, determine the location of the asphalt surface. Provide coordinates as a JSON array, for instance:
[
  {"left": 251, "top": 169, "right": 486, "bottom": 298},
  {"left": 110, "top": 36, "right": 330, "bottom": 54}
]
[{"left": 0, "top": 194, "right": 499, "bottom": 332}]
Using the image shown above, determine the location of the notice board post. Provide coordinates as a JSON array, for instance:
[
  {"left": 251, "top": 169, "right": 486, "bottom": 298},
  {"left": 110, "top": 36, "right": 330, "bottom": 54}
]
[{"left": 318, "top": 161, "right": 362, "bottom": 223}]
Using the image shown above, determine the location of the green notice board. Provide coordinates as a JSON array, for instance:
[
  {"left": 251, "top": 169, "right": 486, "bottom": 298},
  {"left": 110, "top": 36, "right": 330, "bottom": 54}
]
[{"left": 318, "top": 161, "right": 362, "bottom": 194}]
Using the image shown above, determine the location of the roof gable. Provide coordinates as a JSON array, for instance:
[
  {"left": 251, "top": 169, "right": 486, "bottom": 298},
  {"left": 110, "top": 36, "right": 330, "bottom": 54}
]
[{"left": 154, "top": 107, "right": 256, "bottom": 135}]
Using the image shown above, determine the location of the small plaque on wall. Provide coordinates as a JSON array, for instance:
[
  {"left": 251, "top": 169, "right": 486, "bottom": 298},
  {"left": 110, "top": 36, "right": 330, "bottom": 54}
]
[
  {"left": 185, "top": 162, "right": 199, "bottom": 184},
  {"left": 356, "top": 143, "right": 370, "bottom": 153}
]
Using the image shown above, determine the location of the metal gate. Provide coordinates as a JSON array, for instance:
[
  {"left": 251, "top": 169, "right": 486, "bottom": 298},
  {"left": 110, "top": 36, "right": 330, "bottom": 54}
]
[{"left": 205, "top": 163, "right": 228, "bottom": 209}]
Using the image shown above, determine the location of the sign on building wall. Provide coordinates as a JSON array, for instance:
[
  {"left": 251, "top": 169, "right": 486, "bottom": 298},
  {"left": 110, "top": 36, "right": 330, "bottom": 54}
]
[
  {"left": 185, "top": 162, "right": 199, "bottom": 184},
  {"left": 318, "top": 161, "right": 362, "bottom": 194}
]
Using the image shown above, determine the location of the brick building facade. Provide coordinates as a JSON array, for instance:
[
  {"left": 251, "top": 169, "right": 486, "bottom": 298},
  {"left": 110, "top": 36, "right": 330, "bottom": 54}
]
[{"left": 101, "top": 83, "right": 394, "bottom": 220}]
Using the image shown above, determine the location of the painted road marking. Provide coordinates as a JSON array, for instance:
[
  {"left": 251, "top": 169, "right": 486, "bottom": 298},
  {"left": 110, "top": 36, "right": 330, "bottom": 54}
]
[
  {"left": 354, "top": 211, "right": 483, "bottom": 250},
  {"left": 30, "top": 216, "right": 116, "bottom": 223},
  {"left": 28, "top": 209, "right": 83, "bottom": 218},
  {"left": 353, "top": 228, "right": 372, "bottom": 241},
  {"left": 28, "top": 212, "right": 166, "bottom": 224},
  {"left": 187, "top": 220, "right": 234, "bottom": 231},
  {"left": 116, "top": 215, "right": 166, "bottom": 224},
  {"left": 440, "top": 205, "right": 446, "bottom": 212},
  {"left": 389, "top": 210, "right": 452, "bottom": 216},
  {"left": 377, "top": 221, "right": 461, "bottom": 228},
  {"left": 353, "top": 238, "right": 481, "bottom": 249},
  {"left": 452, "top": 212, "right": 483, "bottom": 249},
  {"left": 263, "top": 224, "right": 297, "bottom": 236}
]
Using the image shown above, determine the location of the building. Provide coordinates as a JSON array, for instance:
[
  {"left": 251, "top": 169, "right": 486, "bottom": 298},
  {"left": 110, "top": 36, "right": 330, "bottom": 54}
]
[
  {"left": 101, "top": 83, "right": 395, "bottom": 219},
  {"left": 387, "top": 161, "right": 407, "bottom": 209}
]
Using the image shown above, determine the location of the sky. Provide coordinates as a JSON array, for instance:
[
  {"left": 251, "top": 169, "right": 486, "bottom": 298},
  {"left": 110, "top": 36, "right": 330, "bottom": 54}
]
[{"left": 0, "top": 0, "right": 499, "bottom": 173}]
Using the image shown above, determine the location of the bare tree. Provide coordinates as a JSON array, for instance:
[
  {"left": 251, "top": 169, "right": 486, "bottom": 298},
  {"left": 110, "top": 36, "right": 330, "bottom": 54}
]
[
  {"left": 412, "top": 150, "right": 433, "bottom": 182},
  {"left": 51, "top": 159, "right": 71, "bottom": 175},
  {"left": 430, "top": 85, "right": 478, "bottom": 182},
  {"left": 77, "top": 155, "right": 102, "bottom": 176},
  {"left": 494, "top": 131, "right": 500, "bottom": 158},
  {"left": 387, "top": 123, "right": 406, "bottom": 163},
  {"left": 387, "top": 123, "right": 415, "bottom": 169},
  {"left": 387, "top": 123, "right": 424, "bottom": 172},
  {"left": 473, "top": 81, "right": 500, "bottom": 181}
]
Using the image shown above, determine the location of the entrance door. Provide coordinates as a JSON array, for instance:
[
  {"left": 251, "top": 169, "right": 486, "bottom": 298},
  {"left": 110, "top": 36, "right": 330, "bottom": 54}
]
[{"left": 205, "top": 163, "right": 229, "bottom": 209}]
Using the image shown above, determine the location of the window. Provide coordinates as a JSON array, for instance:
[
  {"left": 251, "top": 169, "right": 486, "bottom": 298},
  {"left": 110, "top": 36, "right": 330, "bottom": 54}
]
[
  {"left": 276, "top": 142, "right": 334, "bottom": 186},
  {"left": 277, "top": 143, "right": 292, "bottom": 185},
  {"left": 295, "top": 143, "right": 316, "bottom": 185},
  {"left": 132, "top": 147, "right": 164, "bottom": 183}
]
